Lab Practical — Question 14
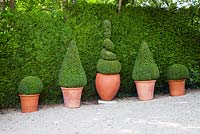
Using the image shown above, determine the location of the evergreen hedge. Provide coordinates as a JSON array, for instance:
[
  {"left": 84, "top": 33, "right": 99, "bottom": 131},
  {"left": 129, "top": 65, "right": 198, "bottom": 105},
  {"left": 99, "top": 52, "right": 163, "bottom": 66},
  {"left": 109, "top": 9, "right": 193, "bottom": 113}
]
[{"left": 0, "top": 3, "right": 200, "bottom": 108}]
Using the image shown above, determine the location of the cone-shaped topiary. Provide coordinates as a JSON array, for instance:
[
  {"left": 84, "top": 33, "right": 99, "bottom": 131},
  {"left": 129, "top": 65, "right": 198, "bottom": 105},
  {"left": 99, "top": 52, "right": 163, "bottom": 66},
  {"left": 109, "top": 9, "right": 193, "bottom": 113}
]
[
  {"left": 166, "top": 64, "right": 189, "bottom": 80},
  {"left": 132, "top": 42, "right": 159, "bottom": 81},
  {"left": 97, "top": 20, "right": 121, "bottom": 74},
  {"left": 59, "top": 41, "right": 87, "bottom": 88},
  {"left": 18, "top": 76, "right": 43, "bottom": 95}
]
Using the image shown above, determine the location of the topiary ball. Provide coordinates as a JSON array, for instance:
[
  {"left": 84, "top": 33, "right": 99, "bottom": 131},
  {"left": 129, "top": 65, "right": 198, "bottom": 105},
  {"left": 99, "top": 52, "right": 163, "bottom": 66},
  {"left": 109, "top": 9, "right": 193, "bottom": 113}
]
[
  {"left": 132, "top": 42, "right": 159, "bottom": 81},
  {"left": 166, "top": 64, "right": 189, "bottom": 80},
  {"left": 18, "top": 76, "right": 43, "bottom": 95},
  {"left": 59, "top": 40, "right": 87, "bottom": 88}
]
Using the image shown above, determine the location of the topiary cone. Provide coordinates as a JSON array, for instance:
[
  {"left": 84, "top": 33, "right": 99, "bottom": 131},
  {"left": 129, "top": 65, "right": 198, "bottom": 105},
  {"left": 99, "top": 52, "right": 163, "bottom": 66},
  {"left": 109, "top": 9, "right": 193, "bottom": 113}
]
[
  {"left": 59, "top": 41, "right": 87, "bottom": 108},
  {"left": 132, "top": 42, "right": 159, "bottom": 101}
]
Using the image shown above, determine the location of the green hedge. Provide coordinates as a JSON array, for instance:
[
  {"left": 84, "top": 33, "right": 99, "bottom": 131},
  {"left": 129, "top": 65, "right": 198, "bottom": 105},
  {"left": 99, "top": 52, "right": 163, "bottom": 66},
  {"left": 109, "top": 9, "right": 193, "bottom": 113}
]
[{"left": 0, "top": 3, "right": 200, "bottom": 108}]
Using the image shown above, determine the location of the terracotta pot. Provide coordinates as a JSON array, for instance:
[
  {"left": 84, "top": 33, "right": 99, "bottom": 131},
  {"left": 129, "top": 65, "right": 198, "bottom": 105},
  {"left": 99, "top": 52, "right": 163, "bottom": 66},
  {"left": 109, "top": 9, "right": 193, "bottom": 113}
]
[
  {"left": 168, "top": 80, "right": 185, "bottom": 96},
  {"left": 95, "top": 73, "right": 120, "bottom": 101},
  {"left": 134, "top": 80, "right": 156, "bottom": 101},
  {"left": 61, "top": 87, "right": 83, "bottom": 108},
  {"left": 19, "top": 94, "right": 40, "bottom": 113}
]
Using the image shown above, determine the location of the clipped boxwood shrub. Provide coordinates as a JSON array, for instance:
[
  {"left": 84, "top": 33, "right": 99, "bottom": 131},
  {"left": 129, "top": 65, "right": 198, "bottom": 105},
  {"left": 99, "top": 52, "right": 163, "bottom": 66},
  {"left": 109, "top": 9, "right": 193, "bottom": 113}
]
[
  {"left": 166, "top": 64, "right": 189, "bottom": 80},
  {"left": 103, "top": 20, "right": 112, "bottom": 39},
  {"left": 97, "top": 59, "right": 121, "bottom": 74},
  {"left": 132, "top": 42, "right": 159, "bottom": 81},
  {"left": 97, "top": 20, "right": 121, "bottom": 74},
  {"left": 18, "top": 76, "right": 43, "bottom": 95},
  {"left": 103, "top": 38, "right": 115, "bottom": 52},
  {"left": 100, "top": 48, "right": 117, "bottom": 60},
  {"left": 103, "top": 20, "right": 111, "bottom": 30},
  {"left": 59, "top": 41, "right": 87, "bottom": 88}
]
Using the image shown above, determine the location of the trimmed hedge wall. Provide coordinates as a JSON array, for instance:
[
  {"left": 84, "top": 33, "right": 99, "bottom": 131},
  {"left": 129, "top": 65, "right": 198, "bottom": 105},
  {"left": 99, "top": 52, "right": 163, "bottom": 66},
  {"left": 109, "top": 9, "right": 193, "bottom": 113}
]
[{"left": 0, "top": 4, "right": 200, "bottom": 108}]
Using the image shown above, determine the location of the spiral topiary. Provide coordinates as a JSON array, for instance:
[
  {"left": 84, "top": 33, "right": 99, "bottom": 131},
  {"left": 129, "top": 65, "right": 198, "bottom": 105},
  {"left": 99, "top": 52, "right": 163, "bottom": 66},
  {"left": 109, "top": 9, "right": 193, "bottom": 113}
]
[
  {"left": 59, "top": 40, "right": 87, "bottom": 88},
  {"left": 97, "top": 20, "right": 121, "bottom": 74},
  {"left": 132, "top": 42, "right": 159, "bottom": 81},
  {"left": 166, "top": 64, "right": 189, "bottom": 80},
  {"left": 18, "top": 76, "right": 43, "bottom": 95}
]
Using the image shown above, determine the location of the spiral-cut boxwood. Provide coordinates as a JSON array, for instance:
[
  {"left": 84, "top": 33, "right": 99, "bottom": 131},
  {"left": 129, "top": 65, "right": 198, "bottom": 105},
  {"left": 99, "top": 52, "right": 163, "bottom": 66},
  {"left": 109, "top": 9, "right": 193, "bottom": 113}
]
[
  {"left": 100, "top": 48, "right": 117, "bottom": 60},
  {"left": 18, "top": 76, "right": 43, "bottom": 95},
  {"left": 59, "top": 41, "right": 87, "bottom": 88},
  {"left": 103, "top": 38, "right": 115, "bottom": 52},
  {"left": 103, "top": 20, "right": 111, "bottom": 31},
  {"left": 104, "top": 30, "right": 111, "bottom": 39},
  {"left": 103, "top": 20, "right": 111, "bottom": 39},
  {"left": 97, "top": 59, "right": 121, "bottom": 74},
  {"left": 132, "top": 42, "right": 159, "bottom": 81},
  {"left": 97, "top": 20, "right": 121, "bottom": 74},
  {"left": 166, "top": 64, "right": 189, "bottom": 80}
]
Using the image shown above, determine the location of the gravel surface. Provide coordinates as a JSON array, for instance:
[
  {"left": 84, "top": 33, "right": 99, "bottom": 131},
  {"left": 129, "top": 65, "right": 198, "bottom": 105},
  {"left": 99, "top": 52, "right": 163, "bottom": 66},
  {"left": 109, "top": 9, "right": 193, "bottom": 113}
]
[{"left": 1, "top": 89, "right": 200, "bottom": 134}]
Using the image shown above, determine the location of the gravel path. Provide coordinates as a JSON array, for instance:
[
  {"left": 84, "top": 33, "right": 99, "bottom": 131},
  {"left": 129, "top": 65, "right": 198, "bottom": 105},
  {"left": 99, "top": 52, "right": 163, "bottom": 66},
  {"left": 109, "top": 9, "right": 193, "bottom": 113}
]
[{"left": 1, "top": 89, "right": 200, "bottom": 134}]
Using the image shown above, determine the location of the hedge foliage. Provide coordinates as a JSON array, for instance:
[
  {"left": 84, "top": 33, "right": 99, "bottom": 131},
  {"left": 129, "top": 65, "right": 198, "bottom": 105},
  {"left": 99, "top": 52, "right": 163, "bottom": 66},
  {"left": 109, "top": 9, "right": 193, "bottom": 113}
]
[
  {"left": 0, "top": 3, "right": 200, "bottom": 108},
  {"left": 132, "top": 42, "right": 159, "bottom": 80},
  {"left": 18, "top": 76, "right": 43, "bottom": 95},
  {"left": 58, "top": 41, "right": 87, "bottom": 88},
  {"left": 166, "top": 64, "right": 189, "bottom": 80}
]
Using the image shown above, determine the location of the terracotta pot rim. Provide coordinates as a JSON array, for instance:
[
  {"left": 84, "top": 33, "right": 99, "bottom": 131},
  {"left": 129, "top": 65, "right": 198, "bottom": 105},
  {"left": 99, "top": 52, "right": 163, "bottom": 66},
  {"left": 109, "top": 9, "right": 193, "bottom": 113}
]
[
  {"left": 61, "top": 87, "right": 83, "bottom": 89},
  {"left": 19, "top": 94, "right": 40, "bottom": 97},
  {"left": 96, "top": 73, "right": 120, "bottom": 76},
  {"left": 168, "top": 79, "right": 185, "bottom": 82},
  {"left": 134, "top": 80, "right": 156, "bottom": 83}
]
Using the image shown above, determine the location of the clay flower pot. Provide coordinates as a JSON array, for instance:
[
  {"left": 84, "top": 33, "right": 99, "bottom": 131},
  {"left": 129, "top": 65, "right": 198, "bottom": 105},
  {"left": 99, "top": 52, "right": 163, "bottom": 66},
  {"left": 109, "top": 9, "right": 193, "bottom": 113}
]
[
  {"left": 166, "top": 64, "right": 189, "bottom": 96},
  {"left": 95, "top": 73, "right": 120, "bottom": 101},
  {"left": 132, "top": 42, "right": 159, "bottom": 101},
  {"left": 134, "top": 80, "right": 156, "bottom": 101},
  {"left": 58, "top": 41, "right": 87, "bottom": 108},
  {"left": 61, "top": 87, "right": 83, "bottom": 108},
  {"left": 168, "top": 80, "right": 185, "bottom": 96},
  {"left": 19, "top": 94, "right": 40, "bottom": 113}
]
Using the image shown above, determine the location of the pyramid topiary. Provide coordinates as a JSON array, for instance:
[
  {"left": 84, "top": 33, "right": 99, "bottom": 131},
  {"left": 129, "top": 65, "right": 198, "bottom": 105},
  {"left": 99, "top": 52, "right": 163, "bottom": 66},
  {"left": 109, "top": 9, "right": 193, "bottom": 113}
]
[
  {"left": 166, "top": 64, "right": 189, "bottom": 80},
  {"left": 18, "top": 76, "right": 43, "bottom": 95},
  {"left": 132, "top": 42, "right": 159, "bottom": 81},
  {"left": 59, "top": 41, "right": 87, "bottom": 88},
  {"left": 97, "top": 20, "right": 121, "bottom": 74}
]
